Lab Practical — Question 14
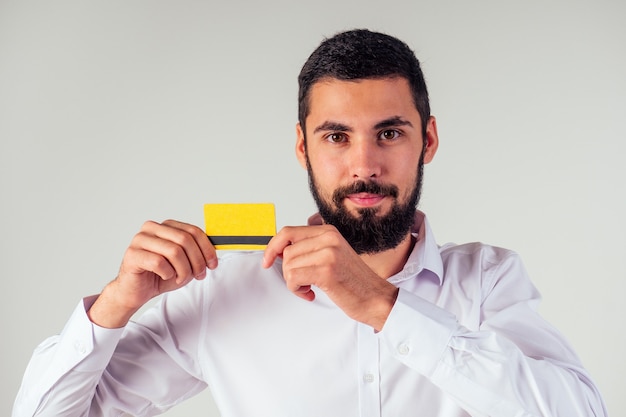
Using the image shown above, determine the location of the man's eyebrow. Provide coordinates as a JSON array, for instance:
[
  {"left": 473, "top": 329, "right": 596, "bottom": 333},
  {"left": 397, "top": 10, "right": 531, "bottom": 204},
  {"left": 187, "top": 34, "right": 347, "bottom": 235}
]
[
  {"left": 313, "top": 121, "right": 353, "bottom": 134},
  {"left": 312, "top": 117, "right": 413, "bottom": 134},
  {"left": 374, "top": 116, "right": 414, "bottom": 130}
]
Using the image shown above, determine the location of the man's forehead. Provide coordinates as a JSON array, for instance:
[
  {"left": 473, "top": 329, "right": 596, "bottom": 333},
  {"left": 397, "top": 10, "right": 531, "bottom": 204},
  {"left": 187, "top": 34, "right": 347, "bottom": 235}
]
[
  {"left": 308, "top": 76, "right": 413, "bottom": 105},
  {"left": 305, "top": 77, "right": 419, "bottom": 128}
]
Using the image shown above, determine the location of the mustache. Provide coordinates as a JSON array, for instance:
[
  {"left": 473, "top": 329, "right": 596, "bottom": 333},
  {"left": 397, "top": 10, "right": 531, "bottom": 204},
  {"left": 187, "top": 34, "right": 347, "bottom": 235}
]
[{"left": 332, "top": 181, "right": 399, "bottom": 206}]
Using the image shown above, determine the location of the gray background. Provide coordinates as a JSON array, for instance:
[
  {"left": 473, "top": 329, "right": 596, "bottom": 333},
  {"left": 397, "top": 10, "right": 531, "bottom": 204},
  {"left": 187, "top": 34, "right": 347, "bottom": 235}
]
[{"left": 1, "top": 0, "right": 624, "bottom": 416}]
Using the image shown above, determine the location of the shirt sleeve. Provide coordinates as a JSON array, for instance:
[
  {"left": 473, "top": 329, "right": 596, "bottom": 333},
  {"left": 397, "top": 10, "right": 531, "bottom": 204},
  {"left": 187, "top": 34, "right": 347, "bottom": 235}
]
[
  {"left": 13, "top": 284, "right": 208, "bottom": 417},
  {"left": 377, "top": 251, "right": 607, "bottom": 417},
  {"left": 13, "top": 296, "right": 124, "bottom": 416}
]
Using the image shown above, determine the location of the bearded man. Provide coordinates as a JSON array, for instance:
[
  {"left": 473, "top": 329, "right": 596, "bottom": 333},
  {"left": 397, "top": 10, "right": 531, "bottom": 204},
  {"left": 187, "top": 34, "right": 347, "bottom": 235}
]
[{"left": 14, "top": 29, "right": 606, "bottom": 417}]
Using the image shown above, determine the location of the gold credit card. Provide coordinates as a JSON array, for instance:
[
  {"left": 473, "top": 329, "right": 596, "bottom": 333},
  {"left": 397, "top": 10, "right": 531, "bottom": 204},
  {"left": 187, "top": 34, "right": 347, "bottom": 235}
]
[{"left": 204, "top": 203, "right": 276, "bottom": 250}]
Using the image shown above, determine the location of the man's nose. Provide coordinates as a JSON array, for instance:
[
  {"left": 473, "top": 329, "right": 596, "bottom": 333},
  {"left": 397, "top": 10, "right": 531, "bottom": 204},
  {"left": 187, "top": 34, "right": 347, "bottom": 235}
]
[{"left": 349, "top": 140, "right": 382, "bottom": 180}]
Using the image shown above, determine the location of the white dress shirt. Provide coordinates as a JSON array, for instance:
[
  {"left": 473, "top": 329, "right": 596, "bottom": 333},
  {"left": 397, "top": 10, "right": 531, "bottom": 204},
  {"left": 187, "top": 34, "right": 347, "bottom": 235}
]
[{"left": 13, "top": 211, "right": 607, "bottom": 417}]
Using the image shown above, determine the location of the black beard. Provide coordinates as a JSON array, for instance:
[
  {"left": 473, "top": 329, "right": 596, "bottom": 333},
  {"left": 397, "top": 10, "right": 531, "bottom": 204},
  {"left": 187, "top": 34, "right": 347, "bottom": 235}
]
[{"left": 307, "top": 156, "right": 424, "bottom": 255}]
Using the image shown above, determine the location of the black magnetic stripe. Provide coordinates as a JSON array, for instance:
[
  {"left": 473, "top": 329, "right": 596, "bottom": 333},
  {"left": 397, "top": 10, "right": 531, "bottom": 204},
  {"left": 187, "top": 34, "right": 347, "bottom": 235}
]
[{"left": 207, "top": 235, "right": 273, "bottom": 245}]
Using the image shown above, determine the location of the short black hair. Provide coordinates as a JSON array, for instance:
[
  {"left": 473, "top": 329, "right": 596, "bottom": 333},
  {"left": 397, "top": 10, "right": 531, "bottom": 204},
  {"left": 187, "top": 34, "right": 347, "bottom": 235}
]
[{"left": 298, "top": 29, "right": 430, "bottom": 136}]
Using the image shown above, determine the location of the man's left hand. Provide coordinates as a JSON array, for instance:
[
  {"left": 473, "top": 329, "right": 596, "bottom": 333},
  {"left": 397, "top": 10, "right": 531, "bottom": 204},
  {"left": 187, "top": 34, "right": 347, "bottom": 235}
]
[{"left": 263, "top": 225, "right": 398, "bottom": 331}]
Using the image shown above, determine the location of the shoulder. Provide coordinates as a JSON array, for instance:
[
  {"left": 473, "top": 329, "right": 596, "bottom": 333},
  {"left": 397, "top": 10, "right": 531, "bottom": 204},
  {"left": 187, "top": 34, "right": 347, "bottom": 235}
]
[
  {"left": 439, "top": 242, "right": 532, "bottom": 296},
  {"left": 440, "top": 241, "right": 522, "bottom": 270}
]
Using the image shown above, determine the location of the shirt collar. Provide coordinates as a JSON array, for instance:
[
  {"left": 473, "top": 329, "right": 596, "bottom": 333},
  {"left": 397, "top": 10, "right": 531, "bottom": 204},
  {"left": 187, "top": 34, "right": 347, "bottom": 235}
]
[
  {"left": 306, "top": 210, "right": 444, "bottom": 286},
  {"left": 395, "top": 210, "right": 444, "bottom": 285}
]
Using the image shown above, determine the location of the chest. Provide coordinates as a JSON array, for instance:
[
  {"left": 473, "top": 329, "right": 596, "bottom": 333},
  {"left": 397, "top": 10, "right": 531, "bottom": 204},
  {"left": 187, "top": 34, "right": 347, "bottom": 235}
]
[{"left": 198, "top": 277, "right": 474, "bottom": 417}]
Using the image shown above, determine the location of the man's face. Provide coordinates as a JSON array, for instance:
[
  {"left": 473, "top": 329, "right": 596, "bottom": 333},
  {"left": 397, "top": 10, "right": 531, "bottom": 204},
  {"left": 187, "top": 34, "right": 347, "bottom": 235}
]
[{"left": 296, "top": 77, "right": 438, "bottom": 254}]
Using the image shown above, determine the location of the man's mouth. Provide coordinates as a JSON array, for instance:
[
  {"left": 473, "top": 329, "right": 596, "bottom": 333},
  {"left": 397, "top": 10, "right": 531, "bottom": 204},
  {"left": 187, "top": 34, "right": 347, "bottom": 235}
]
[
  {"left": 332, "top": 181, "right": 399, "bottom": 209},
  {"left": 346, "top": 193, "right": 387, "bottom": 207}
]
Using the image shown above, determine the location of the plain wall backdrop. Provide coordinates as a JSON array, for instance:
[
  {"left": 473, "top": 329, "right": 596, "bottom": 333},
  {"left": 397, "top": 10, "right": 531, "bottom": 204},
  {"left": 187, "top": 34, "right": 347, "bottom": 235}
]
[{"left": 1, "top": 1, "right": 624, "bottom": 415}]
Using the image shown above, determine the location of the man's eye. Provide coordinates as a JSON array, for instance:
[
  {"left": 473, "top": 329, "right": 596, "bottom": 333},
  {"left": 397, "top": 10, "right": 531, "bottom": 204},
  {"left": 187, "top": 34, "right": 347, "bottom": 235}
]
[
  {"left": 380, "top": 129, "right": 400, "bottom": 140},
  {"left": 326, "top": 133, "right": 346, "bottom": 143}
]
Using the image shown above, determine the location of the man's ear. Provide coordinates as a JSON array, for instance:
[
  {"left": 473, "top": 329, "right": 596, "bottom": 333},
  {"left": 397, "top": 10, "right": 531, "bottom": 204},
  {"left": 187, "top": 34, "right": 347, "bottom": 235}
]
[
  {"left": 295, "top": 122, "right": 308, "bottom": 170},
  {"left": 423, "top": 116, "right": 439, "bottom": 164}
]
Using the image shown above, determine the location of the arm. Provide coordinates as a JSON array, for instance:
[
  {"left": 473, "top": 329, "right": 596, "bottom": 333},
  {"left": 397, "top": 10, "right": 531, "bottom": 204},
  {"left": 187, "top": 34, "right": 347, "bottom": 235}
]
[
  {"left": 378, "top": 250, "right": 607, "bottom": 417},
  {"left": 13, "top": 296, "right": 124, "bottom": 417},
  {"left": 13, "top": 220, "right": 217, "bottom": 417},
  {"left": 263, "top": 227, "right": 606, "bottom": 417}
]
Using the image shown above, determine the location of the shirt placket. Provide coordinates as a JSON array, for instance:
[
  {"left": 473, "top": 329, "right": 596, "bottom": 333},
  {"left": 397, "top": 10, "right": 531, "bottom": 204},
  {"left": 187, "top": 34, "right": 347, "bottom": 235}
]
[{"left": 357, "top": 322, "right": 381, "bottom": 417}]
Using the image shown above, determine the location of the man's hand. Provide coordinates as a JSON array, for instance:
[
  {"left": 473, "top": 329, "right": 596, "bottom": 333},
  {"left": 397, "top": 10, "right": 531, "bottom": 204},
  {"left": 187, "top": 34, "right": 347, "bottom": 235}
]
[
  {"left": 88, "top": 220, "right": 218, "bottom": 328},
  {"left": 263, "top": 225, "right": 398, "bottom": 331}
]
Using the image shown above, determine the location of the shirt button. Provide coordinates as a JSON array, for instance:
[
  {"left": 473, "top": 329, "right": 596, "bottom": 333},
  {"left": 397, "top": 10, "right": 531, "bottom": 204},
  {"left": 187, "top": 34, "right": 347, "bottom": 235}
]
[
  {"left": 398, "top": 343, "right": 410, "bottom": 355},
  {"left": 363, "top": 373, "right": 375, "bottom": 383}
]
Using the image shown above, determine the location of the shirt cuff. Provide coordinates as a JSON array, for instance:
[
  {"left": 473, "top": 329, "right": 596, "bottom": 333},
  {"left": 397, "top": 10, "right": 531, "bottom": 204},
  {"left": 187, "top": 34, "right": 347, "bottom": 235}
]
[
  {"left": 377, "top": 288, "right": 457, "bottom": 377},
  {"left": 56, "top": 295, "right": 126, "bottom": 373}
]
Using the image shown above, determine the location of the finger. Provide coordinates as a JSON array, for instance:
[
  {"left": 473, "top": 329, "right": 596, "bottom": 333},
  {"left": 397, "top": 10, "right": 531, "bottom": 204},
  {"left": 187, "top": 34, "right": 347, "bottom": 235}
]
[
  {"left": 262, "top": 227, "right": 293, "bottom": 268},
  {"left": 121, "top": 246, "right": 177, "bottom": 282},
  {"left": 143, "top": 220, "right": 211, "bottom": 279},
  {"left": 162, "top": 220, "right": 218, "bottom": 270},
  {"left": 142, "top": 220, "right": 217, "bottom": 275},
  {"left": 263, "top": 226, "right": 327, "bottom": 268},
  {"left": 131, "top": 232, "right": 196, "bottom": 283},
  {"left": 280, "top": 259, "right": 318, "bottom": 302},
  {"left": 293, "top": 284, "right": 316, "bottom": 302}
]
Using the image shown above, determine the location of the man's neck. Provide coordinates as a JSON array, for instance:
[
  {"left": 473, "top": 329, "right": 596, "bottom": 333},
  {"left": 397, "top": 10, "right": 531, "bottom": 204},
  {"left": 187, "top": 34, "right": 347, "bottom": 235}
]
[{"left": 359, "top": 232, "right": 415, "bottom": 279}]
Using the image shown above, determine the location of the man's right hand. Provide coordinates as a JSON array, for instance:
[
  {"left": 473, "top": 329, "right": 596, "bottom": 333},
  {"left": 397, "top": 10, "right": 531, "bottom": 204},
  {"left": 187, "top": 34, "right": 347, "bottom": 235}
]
[{"left": 87, "top": 220, "right": 217, "bottom": 328}]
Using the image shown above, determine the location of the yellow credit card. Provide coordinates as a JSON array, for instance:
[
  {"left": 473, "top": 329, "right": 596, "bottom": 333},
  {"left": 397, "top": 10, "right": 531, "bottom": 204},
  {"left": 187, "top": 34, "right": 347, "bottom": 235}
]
[{"left": 204, "top": 203, "right": 276, "bottom": 250}]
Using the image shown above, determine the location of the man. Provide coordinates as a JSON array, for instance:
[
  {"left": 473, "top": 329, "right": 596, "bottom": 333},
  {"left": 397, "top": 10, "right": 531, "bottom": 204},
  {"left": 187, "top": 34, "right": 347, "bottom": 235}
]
[{"left": 14, "top": 29, "right": 606, "bottom": 417}]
